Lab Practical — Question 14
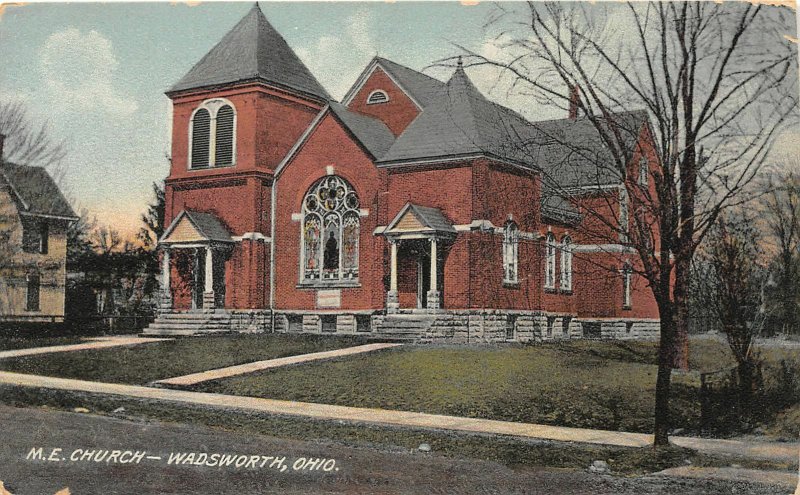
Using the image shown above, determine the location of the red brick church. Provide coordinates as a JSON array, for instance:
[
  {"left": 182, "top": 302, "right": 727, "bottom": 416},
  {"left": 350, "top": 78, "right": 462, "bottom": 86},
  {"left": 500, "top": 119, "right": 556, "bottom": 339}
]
[{"left": 144, "top": 5, "right": 660, "bottom": 341}]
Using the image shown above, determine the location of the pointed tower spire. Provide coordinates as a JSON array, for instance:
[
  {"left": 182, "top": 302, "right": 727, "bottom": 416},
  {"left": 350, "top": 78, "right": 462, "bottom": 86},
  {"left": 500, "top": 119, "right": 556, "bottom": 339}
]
[
  {"left": 456, "top": 55, "right": 463, "bottom": 70},
  {"left": 168, "top": 6, "right": 329, "bottom": 101}
]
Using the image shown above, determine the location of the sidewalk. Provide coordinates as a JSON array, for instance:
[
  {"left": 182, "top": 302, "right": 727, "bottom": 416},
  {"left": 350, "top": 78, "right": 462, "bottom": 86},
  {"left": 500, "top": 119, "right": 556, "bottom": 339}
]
[
  {"left": 0, "top": 336, "right": 170, "bottom": 360},
  {"left": 154, "top": 342, "right": 402, "bottom": 387},
  {"left": 0, "top": 370, "right": 797, "bottom": 463},
  {"left": 653, "top": 466, "right": 799, "bottom": 491}
]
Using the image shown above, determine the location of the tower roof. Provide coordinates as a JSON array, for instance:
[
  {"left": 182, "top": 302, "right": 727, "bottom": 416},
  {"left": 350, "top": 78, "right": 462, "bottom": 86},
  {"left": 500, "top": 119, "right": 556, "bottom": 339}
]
[{"left": 168, "top": 4, "right": 330, "bottom": 101}]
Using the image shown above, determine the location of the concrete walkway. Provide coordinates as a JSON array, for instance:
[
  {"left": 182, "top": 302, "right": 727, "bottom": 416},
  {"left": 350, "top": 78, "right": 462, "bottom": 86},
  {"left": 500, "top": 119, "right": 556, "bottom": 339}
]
[
  {"left": 0, "top": 371, "right": 797, "bottom": 463},
  {"left": 0, "top": 336, "right": 170, "bottom": 360},
  {"left": 154, "top": 342, "right": 402, "bottom": 387},
  {"left": 654, "top": 466, "right": 799, "bottom": 491}
]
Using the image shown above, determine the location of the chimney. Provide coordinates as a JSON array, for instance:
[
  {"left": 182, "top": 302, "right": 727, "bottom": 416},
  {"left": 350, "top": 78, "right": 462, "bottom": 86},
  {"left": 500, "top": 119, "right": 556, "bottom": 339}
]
[{"left": 568, "top": 85, "right": 581, "bottom": 120}]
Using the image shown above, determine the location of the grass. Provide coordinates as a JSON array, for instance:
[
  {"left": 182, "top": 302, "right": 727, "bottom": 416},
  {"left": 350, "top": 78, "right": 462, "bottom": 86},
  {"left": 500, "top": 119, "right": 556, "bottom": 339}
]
[
  {"left": 0, "top": 335, "right": 87, "bottom": 351},
  {"left": 0, "top": 334, "right": 369, "bottom": 385},
  {"left": 2, "top": 385, "right": 794, "bottom": 476},
  {"left": 195, "top": 338, "right": 799, "bottom": 437}
]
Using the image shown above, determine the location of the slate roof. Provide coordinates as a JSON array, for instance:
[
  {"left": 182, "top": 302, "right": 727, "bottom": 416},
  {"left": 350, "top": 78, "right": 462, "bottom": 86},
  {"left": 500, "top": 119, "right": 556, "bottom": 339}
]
[
  {"left": 378, "top": 65, "right": 536, "bottom": 166},
  {"left": 329, "top": 102, "right": 395, "bottom": 159},
  {"left": 183, "top": 211, "right": 233, "bottom": 242},
  {"left": 168, "top": 4, "right": 330, "bottom": 100},
  {"left": 0, "top": 162, "right": 77, "bottom": 219},
  {"left": 540, "top": 193, "right": 581, "bottom": 225},
  {"left": 374, "top": 57, "right": 447, "bottom": 108}
]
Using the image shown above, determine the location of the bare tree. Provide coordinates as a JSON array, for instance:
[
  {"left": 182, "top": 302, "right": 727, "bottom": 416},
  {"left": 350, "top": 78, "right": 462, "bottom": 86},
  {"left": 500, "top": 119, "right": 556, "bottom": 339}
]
[
  {"left": 455, "top": 2, "right": 797, "bottom": 445},
  {"left": 0, "top": 100, "right": 66, "bottom": 170}
]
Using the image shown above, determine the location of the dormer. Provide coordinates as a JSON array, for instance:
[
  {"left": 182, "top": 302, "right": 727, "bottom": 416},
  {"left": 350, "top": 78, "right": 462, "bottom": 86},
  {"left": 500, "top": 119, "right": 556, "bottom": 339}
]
[{"left": 343, "top": 57, "right": 446, "bottom": 137}]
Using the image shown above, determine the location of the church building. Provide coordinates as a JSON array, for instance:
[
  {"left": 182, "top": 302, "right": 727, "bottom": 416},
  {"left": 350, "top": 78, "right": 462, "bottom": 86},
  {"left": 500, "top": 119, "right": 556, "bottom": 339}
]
[{"left": 145, "top": 5, "right": 660, "bottom": 341}]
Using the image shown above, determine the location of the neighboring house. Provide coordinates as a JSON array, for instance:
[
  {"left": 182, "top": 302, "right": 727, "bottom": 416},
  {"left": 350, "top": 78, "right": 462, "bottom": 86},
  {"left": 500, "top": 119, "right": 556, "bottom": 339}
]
[
  {"left": 145, "top": 5, "right": 661, "bottom": 340},
  {"left": 0, "top": 135, "right": 78, "bottom": 322}
]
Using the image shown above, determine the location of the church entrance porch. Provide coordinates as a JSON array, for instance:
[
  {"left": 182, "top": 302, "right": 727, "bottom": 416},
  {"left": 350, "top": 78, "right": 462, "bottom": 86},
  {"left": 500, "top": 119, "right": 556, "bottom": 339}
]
[{"left": 381, "top": 203, "right": 456, "bottom": 314}]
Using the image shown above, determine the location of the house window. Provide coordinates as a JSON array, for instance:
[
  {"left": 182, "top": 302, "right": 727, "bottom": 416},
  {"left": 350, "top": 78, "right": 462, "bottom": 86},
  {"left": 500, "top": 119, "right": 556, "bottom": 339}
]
[
  {"left": 301, "top": 175, "right": 360, "bottom": 283},
  {"left": 190, "top": 99, "right": 236, "bottom": 169},
  {"left": 21, "top": 220, "right": 48, "bottom": 254},
  {"left": 619, "top": 188, "right": 629, "bottom": 243},
  {"left": 546, "top": 316, "right": 555, "bottom": 337},
  {"left": 26, "top": 272, "right": 40, "bottom": 312},
  {"left": 366, "top": 90, "right": 389, "bottom": 105},
  {"left": 638, "top": 156, "right": 648, "bottom": 187},
  {"left": 503, "top": 221, "right": 519, "bottom": 284},
  {"left": 622, "top": 262, "right": 633, "bottom": 309},
  {"left": 506, "top": 315, "right": 517, "bottom": 340},
  {"left": 560, "top": 235, "right": 572, "bottom": 291},
  {"left": 562, "top": 316, "right": 572, "bottom": 336},
  {"left": 321, "top": 315, "right": 337, "bottom": 333},
  {"left": 545, "top": 233, "right": 556, "bottom": 289}
]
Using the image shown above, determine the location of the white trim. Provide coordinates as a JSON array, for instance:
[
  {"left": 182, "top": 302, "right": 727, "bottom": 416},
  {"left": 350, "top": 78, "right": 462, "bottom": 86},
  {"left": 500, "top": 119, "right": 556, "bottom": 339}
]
[
  {"left": 378, "top": 153, "right": 536, "bottom": 174},
  {"left": 18, "top": 211, "right": 78, "bottom": 222},
  {"left": 188, "top": 97, "right": 237, "bottom": 170},
  {"left": 326, "top": 165, "right": 335, "bottom": 175},
  {"left": 573, "top": 244, "right": 636, "bottom": 254},
  {"left": 366, "top": 89, "right": 390, "bottom": 105},
  {"left": 342, "top": 59, "right": 423, "bottom": 110},
  {"left": 291, "top": 212, "right": 303, "bottom": 222},
  {"left": 233, "top": 232, "right": 271, "bottom": 242},
  {"left": 358, "top": 208, "right": 369, "bottom": 217}
]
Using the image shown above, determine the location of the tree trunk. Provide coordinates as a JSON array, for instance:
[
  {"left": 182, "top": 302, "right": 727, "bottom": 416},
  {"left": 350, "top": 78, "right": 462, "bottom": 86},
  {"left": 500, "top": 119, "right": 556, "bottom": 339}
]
[
  {"left": 737, "top": 359, "right": 756, "bottom": 425},
  {"left": 654, "top": 303, "right": 677, "bottom": 446},
  {"left": 672, "top": 255, "right": 691, "bottom": 370}
]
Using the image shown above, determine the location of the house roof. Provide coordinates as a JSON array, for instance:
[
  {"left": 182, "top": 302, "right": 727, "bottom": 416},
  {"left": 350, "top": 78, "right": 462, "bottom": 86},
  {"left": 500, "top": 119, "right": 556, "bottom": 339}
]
[
  {"left": 0, "top": 162, "right": 77, "bottom": 220},
  {"left": 378, "top": 64, "right": 536, "bottom": 166},
  {"left": 329, "top": 102, "right": 395, "bottom": 159},
  {"left": 385, "top": 203, "right": 456, "bottom": 234},
  {"left": 160, "top": 210, "right": 233, "bottom": 244},
  {"left": 373, "top": 57, "right": 447, "bottom": 108},
  {"left": 168, "top": 4, "right": 330, "bottom": 101}
]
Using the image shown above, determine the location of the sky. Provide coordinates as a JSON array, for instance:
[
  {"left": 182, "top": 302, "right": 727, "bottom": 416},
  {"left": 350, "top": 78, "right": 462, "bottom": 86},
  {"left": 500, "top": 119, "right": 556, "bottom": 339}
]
[{"left": 0, "top": 1, "right": 798, "bottom": 239}]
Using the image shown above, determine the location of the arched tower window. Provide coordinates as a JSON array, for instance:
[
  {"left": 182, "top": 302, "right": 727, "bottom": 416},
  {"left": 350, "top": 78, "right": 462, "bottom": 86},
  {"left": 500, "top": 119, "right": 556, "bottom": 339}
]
[
  {"left": 560, "top": 235, "right": 573, "bottom": 291},
  {"left": 366, "top": 90, "right": 389, "bottom": 105},
  {"left": 503, "top": 221, "right": 519, "bottom": 284},
  {"left": 545, "top": 232, "right": 556, "bottom": 289},
  {"left": 301, "top": 175, "right": 360, "bottom": 283},
  {"left": 189, "top": 99, "right": 237, "bottom": 169}
]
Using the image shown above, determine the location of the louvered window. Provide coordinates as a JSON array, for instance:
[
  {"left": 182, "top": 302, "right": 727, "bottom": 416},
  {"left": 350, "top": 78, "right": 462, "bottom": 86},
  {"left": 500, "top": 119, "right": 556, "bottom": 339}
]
[
  {"left": 191, "top": 108, "right": 211, "bottom": 168},
  {"left": 367, "top": 90, "right": 389, "bottom": 105},
  {"left": 215, "top": 105, "right": 234, "bottom": 167}
]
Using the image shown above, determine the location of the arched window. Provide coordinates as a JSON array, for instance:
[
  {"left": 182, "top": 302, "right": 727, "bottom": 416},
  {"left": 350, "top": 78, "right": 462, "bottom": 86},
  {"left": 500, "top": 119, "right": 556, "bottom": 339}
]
[
  {"left": 560, "top": 235, "right": 573, "bottom": 291},
  {"left": 367, "top": 90, "right": 389, "bottom": 105},
  {"left": 190, "top": 108, "right": 211, "bottom": 168},
  {"left": 622, "top": 262, "right": 633, "bottom": 309},
  {"left": 545, "top": 233, "right": 556, "bottom": 289},
  {"left": 301, "top": 176, "right": 360, "bottom": 283},
  {"left": 619, "top": 187, "right": 629, "bottom": 243},
  {"left": 215, "top": 105, "right": 235, "bottom": 167},
  {"left": 189, "top": 99, "right": 236, "bottom": 169},
  {"left": 503, "top": 222, "right": 519, "bottom": 284}
]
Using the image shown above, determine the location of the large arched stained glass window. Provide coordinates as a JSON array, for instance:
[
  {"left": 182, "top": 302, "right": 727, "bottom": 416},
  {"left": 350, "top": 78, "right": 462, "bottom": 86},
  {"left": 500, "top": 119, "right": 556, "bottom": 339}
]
[{"left": 301, "top": 176, "right": 360, "bottom": 282}]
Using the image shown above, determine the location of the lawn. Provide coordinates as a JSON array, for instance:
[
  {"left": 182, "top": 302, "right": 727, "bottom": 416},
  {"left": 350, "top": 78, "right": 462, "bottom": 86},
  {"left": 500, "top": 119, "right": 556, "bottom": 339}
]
[
  {"left": 0, "top": 334, "right": 369, "bottom": 385},
  {"left": 196, "top": 337, "right": 800, "bottom": 437},
  {"left": 0, "top": 335, "right": 86, "bottom": 351}
]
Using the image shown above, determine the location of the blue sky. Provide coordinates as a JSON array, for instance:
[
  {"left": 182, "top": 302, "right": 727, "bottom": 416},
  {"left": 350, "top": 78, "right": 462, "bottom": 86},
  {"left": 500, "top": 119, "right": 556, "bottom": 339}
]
[
  {"left": 0, "top": 1, "right": 506, "bottom": 236},
  {"left": 0, "top": 2, "right": 797, "bottom": 237}
]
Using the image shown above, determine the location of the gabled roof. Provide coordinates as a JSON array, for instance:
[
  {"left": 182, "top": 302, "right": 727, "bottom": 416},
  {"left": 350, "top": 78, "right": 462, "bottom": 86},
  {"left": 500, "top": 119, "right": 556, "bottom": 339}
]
[
  {"left": 342, "top": 57, "right": 447, "bottom": 109},
  {"left": 385, "top": 202, "right": 456, "bottom": 235},
  {"left": 160, "top": 210, "right": 233, "bottom": 244},
  {"left": 541, "top": 193, "right": 581, "bottom": 225},
  {"left": 329, "top": 102, "right": 395, "bottom": 159},
  {"left": 0, "top": 162, "right": 77, "bottom": 220},
  {"left": 378, "top": 64, "right": 536, "bottom": 167},
  {"left": 168, "top": 4, "right": 330, "bottom": 101}
]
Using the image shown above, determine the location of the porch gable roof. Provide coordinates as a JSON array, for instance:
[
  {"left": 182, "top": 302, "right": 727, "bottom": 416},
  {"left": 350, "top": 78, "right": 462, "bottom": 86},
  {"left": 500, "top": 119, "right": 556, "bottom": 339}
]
[
  {"left": 160, "top": 210, "right": 233, "bottom": 245},
  {"left": 384, "top": 202, "right": 456, "bottom": 236}
]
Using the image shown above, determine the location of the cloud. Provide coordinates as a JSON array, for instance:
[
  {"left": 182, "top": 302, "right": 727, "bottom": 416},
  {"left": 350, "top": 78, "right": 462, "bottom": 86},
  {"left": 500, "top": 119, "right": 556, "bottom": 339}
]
[
  {"left": 297, "top": 9, "right": 376, "bottom": 100},
  {"left": 38, "top": 28, "right": 138, "bottom": 116}
]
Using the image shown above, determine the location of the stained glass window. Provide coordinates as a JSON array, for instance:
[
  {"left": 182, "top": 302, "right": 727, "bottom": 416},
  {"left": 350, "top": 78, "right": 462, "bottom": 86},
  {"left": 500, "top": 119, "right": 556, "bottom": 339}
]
[
  {"left": 301, "top": 176, "right": 360, "bottom": 282},
  {"left": 560, "top": 235, "right": 573, "bottom": 291},
  {"left": 545, "top": 233, "right": 557, "bottom": 289},
  {"left": 503, "top": 222, "right": 518, "bottom": 284}
]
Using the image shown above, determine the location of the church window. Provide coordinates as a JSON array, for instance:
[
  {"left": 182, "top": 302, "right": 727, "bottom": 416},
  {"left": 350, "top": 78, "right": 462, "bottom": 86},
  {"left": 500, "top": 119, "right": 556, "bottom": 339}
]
[
  {"left": 545, "top": 233, "right": 556, "bottom": 289},
  {"left": 190, "top": 99, "right": 236, "bottom": 169},
  {"left": 503, "top": 221, "right": 519, "bottom": 284},
  {"left": 301, "top": 176, "right": 360, "bottom": 283},
  {"left": 366, "top": 90, "right": 389, "bottom": 105},
  {"left": 622, "top": 262, "right": 633, "bottom": 309},
  {"left": 560, "top": 235, "right": 572, "bottom": 291}
]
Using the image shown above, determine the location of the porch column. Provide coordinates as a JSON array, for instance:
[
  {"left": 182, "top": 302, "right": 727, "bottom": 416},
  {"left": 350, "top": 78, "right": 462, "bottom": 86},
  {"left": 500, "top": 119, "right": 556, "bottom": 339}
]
[
  {"left": 427, "top": 237, "right": 440, "bottom": 311},
  {"left": 159, "top": 247, "right": 172, "bottom": 311},
  {"left": 387, "top": 239, "right": 399, "bottom": 312},
  {"left": 203, "top": 246, "right": 215, "bottom": 311}
]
